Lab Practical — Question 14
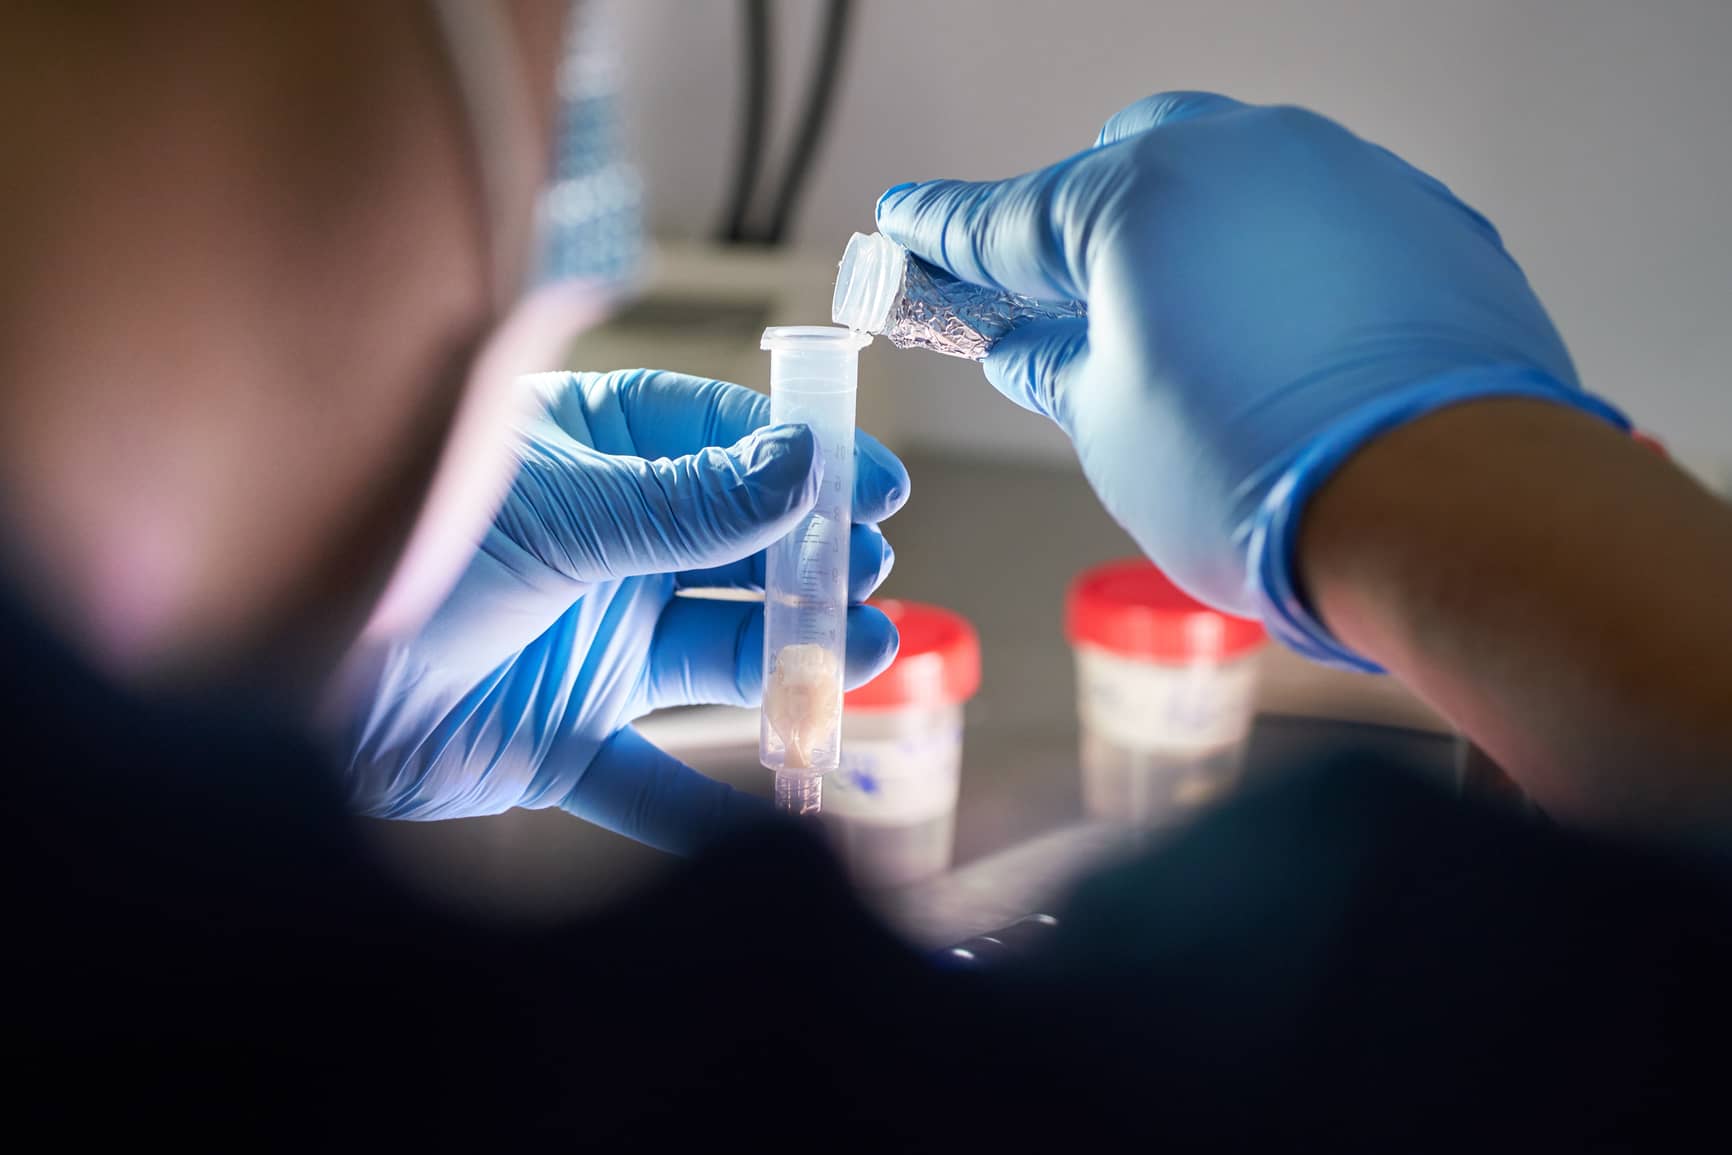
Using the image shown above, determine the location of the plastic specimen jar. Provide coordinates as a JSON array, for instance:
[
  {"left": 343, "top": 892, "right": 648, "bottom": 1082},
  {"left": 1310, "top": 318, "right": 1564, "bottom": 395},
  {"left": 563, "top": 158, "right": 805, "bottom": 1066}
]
[
  {"left": 1067, "top": 559, "right": 1268, "bottom": 826},
  {"left": 823, "top": 601, "right": 981, "bottom": 887}
]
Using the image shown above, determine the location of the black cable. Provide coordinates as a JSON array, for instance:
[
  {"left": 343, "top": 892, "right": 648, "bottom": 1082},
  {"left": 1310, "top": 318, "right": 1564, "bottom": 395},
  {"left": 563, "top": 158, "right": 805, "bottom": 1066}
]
[
  {"left": 718, "top": 0, "right": 772, "bottom": 244},
  {"left": 758, "top": 0, "right": 852, "bottom": 245}
]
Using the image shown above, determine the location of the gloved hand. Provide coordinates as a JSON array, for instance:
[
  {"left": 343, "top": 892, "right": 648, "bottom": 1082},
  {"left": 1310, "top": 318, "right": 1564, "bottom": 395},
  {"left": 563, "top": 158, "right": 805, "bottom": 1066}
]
[
  {"left": 332, "top": 369, "right": 907, "bottom": 852},
  {"left": 876, "top": 92, "right": 1624, "bottom": 669}
]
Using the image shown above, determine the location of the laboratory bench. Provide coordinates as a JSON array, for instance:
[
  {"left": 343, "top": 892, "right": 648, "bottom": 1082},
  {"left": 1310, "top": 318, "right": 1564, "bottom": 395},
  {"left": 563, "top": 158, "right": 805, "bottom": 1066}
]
[{"left": 367, "top": 451, "right": 1461, "bottom": 944}]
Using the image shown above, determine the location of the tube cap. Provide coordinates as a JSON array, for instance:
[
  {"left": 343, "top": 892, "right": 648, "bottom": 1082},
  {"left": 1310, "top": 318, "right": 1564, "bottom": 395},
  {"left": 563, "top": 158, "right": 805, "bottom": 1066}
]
[
  {"left": 832, "top": 231, "right": 906, "bottom": 335},
  {"left": 846, "top": 600, "right": 981, "bottom": 710},
  {"left": 760, "top": 324, "right": 871, "bottom": 353},
  {"left": 1067, "top": 559, "right": 1267, "bottom": 662}
]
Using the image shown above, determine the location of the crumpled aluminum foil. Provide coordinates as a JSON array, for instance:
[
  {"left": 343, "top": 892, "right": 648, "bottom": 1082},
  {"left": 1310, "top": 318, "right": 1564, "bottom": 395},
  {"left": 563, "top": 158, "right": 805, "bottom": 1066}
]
[{"left": 881, "top": 255, "right": 1086, "bottom": 361}]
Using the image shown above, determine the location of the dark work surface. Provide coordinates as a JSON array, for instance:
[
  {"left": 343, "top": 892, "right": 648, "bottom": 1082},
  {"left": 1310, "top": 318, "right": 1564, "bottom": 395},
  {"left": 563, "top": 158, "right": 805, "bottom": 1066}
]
[{"left": 12, "top": 560, "right": 1731, "bottom": 1149}]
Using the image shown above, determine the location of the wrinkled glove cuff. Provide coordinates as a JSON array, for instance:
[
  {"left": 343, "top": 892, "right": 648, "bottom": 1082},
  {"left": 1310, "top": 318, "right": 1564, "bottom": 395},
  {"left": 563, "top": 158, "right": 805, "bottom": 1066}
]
[{"left": 1247, "top": 366, "right": 1630, "bottom": 674}]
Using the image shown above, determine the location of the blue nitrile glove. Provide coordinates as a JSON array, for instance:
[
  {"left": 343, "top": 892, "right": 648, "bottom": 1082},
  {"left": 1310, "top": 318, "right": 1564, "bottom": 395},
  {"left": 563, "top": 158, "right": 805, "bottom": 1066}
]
[
  {"left": 876, "top": 92, "right": 1626, "bottom": 671},
  {"left": 335, "top": 370, "right": 907, "bottom": 853}
]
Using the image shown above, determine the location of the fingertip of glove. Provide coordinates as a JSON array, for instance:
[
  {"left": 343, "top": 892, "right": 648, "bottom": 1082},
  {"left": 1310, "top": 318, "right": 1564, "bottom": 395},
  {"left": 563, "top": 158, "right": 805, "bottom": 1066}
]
[
  {"left": 875, "top": 182, "right": 936, "bottom": 241},
  {"left": 875, "top": 181, "right": 920, "bottom": 221},
  {"left": 843, "top": 603, "right": 901, "bottom": 689},
  {"left": 870, "top": 607, "right": 902, "bottom": 667},
  {"left": 856, "top": 432, "right": 911, "bottom": 518}
]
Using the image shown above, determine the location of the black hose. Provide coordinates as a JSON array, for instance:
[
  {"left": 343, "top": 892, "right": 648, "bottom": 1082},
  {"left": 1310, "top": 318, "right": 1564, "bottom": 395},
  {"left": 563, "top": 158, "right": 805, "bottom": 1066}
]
[
  {"left": 718, "top": 0, "right": 772, "bottom": 244},
  {"left": 758, "top": 0, "right": 852, "bottom": 246}
]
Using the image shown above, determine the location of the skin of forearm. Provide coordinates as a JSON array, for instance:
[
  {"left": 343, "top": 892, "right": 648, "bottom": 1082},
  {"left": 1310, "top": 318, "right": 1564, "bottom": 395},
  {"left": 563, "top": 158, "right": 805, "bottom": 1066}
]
[{"left": 1300, "top": 399, "right": 1732, "bottom": 833}]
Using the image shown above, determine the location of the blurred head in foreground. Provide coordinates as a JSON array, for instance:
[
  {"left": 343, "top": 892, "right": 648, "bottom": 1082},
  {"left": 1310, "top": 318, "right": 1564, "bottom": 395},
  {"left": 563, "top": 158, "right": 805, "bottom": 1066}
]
[{"left": 0, "top": 0, "right": 574, "bottom": 700}]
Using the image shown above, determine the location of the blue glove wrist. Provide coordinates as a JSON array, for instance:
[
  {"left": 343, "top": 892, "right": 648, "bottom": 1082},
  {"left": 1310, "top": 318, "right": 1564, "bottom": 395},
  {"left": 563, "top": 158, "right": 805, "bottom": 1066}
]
[
  {"left": 1248, "top": 366, "right": 1630, "bottom": 673},
  {"left": 877, "top": 93, "right": 1629, "bottom": 673}
]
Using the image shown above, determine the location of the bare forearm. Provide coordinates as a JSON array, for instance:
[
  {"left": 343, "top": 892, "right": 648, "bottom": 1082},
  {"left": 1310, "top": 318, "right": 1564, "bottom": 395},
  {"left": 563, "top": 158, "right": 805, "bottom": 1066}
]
[{"left": 1301, "top": 399, "right": 1732, "bottom": 832}]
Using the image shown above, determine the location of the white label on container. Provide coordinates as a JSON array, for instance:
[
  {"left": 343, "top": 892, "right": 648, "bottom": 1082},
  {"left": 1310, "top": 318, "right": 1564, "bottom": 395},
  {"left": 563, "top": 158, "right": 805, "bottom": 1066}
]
[
  {"left": 826, "top": 724, "right": 962, "bottom": 825},
  {"left": 1076, "top": 648, "right": 1259, "bottom": 753}
]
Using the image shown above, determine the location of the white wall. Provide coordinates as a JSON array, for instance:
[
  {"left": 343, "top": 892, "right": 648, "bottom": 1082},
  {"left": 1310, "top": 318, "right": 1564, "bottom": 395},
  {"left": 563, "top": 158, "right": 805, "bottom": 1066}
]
[{"left": 618, "top": 0, "right": 1732, "bottom": 483}]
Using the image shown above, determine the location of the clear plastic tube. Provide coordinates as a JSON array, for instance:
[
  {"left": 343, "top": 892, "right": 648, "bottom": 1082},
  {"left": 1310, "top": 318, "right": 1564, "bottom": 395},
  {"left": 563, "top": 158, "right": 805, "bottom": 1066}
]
[
  {"left": 831, "top": 231, "right": 1086, "bottom": 361},
  {"left": 759, "top": 325, "right": 870, "bottom": 815}
]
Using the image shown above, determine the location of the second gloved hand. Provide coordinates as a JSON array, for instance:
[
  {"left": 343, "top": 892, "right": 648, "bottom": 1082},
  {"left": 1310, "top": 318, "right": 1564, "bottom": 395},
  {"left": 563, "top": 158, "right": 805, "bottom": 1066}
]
[
  {"left": 876, "top": 92, "right": 1624, "bottom": 669},
  {"left": 332, "top": 369, "right": 907, "bottom": 852}
]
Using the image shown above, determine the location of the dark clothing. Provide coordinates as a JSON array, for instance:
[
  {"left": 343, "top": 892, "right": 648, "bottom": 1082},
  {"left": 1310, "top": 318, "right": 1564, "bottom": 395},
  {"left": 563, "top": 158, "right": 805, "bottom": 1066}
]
[{"left": 5, "top": 593, "right": 1728, "bottom": 1150}]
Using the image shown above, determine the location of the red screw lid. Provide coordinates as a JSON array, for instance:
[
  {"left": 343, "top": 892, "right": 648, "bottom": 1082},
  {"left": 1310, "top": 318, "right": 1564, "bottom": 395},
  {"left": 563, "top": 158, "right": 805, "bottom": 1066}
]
[
  {"left": 1066, "top": 558, "right": 1267, "bottom": 662},
  {"left": 846, "top": 600, "right": 981, "bottom": 711}
]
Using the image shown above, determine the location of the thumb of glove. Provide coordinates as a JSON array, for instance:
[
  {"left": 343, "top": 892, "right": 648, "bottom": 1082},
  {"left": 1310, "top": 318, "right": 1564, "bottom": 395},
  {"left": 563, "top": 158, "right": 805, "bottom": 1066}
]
[{"left": 532, "top": 422, "right": 822, "bottom": 582}]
